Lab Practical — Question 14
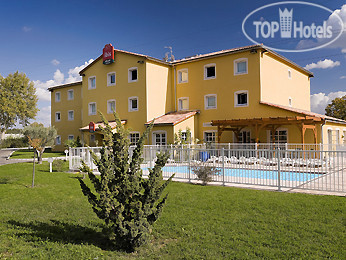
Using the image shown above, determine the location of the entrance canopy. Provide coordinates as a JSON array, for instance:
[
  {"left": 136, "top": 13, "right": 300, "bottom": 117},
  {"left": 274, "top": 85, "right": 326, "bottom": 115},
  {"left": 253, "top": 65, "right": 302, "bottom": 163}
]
[
  {"left": 212, "top": 116, "right": 324, "bottom": 144},
  {"left": 79, "top": 120, "right": 127, "bottom": 133}
]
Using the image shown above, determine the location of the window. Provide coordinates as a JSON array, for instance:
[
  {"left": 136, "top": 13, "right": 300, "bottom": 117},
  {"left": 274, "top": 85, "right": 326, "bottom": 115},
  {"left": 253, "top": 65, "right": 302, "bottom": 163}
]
[
  {"left": 234, "top": 90, "right": 248, "bottom": 107},
  {"left": 55, "top": 92, "right": 61, "bottom": 102},
  {"left": 204, "top": 64, "right": 216, "bottom": 80},
  {"left": 153, "top": 132, "right": 166, "bottom": 145},
  {"left": 128, "top": 67, "right": 138, "bottom": 82},
  {"left": 288, "top": 69, "right": 292, "bottom": 79},
  {"left": 55, "top": 112, "right": 61, "bottom": 122},
  {"left": 129, "top": 133, "right": 140, "bottom": 146},
  {"left": 107, "top": 72, "right": 116, "bottom": 86},
  {"left": 327, "top": 129, "right": 332, "bottom": 145},
  {"left": 128, "top": 97, "right": 138, "bottom": 112},
  {"left": 56, "top": 136, "right": 61, "bottom": 145},
  {"left": 205, "top": 94, "right": 217, "bottom": 110},
  {"left": 181, "top": 131, "right": 189, "bottom": 142},
  {"left": 204, "top": 131, "right": 216, "bottom": 143},
  {"left": 343, "top": 130, "right": 346, "bottom": 144},
  {"left": 107, "top": 100, "right": 116, "bottom": 114},
  {"left": 234, "top": 58, "right": 248, "bottom": 75},
  {"left": 88, "top": 76, "right": 96, "bottom": 89},
  {"left": 88, "top": 102, "right": 97, "bottom": 115},
  {"left": 67, "top": 89, "right": 74, "bottom": 100},
  {"left": 90, "top": 134, "right": 95, "bottom": 143},
  {"left": 68, "top": 110, "right": 74, "bottom": 121},
  {"left": 68, "top": 135, "right": 74, "bottom": 140},
  {"left": 269, "top": 129, "right": 288, "bottom": 143},
  {"left": 178, "top": 97, "right": 189, "bottom": 111},
  {"left": 288, "top": 97, "right": 292, "bottom": 107},
  {"left": 237, "top": 130, "right": 251, "bottom": 143},
  {"left": 178, "top": 69, "right": 188, "bottom": 83}
]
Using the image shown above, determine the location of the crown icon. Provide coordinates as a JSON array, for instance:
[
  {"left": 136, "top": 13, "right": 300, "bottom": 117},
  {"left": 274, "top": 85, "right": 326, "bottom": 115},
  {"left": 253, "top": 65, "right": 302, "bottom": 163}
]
[{"left": 279, "top": 8, "right": 293, "bottom": 38}]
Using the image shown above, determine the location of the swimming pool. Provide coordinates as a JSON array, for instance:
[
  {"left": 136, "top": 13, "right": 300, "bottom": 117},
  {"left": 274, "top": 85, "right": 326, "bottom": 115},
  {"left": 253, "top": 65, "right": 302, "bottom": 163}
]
[{"left": 142, "top": 166, "right": 320, "bottom": 182}]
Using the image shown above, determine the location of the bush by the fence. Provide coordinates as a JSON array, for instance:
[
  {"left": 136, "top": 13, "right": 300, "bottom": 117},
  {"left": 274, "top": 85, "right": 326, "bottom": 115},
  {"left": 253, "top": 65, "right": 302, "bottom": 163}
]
[
  {"left": 52, "top": 159, "right": 65, "bottom": 172},
  {"left": 191, "top": 162, "right": 221, "bottom": 185}
]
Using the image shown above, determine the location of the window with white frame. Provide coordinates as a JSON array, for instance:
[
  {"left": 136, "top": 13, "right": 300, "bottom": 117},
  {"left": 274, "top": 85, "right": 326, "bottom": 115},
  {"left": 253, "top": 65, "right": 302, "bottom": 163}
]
[
  {"left": 178, "top": 69, "right": 188, "bottom": 83},
  {"left": 88, "top": 76, "right": 96, "bottom": 89},
  {"left": 204, "top": 131, "right": 216, "bottom": 143},
  {"left": 268, "top": 129, "right": 288, "bottom": 143},
  {"left": 153, "top": 132, "right": 166, "bottom": 145},
  {"left": 205, "top": 94, "right": 217, "bottom": 110},
  {"left": 237, "top": 130, "right": 251, "bottom": 143},
  {"left": 68, "top": 110, "right": 74, "bottom": 121},
  {"left": 107, "top": 72, "right": 116, "bottom": 86},
  {"left": 327, "top": 129, "right": 332, "bottom": 144},
  {"left": 129, "top": 132, "right": 140, "bottom": 146},
  {"left": 67, "top": 89, "right": 74, "bottom": 100},
  {"left": 288, "top": 97, "right": 292, "bottom": 107},
  {"left": 234, "top": 90, "right": 248, "bottom": 107},
  {"left": 107, "top": 100, "right": 116, "bottom": 114},
  {"left": 128, "top": 97, "right": 138, "bottom": 112},
  {"left": 88, "top": 102, "right": 97, "bottom": 115},
  {"left": 128, "top": 67, "right": 138, "bottom": 82},
  {"left": 204, "top": 64, "right": 216, "bottom": 79},
  {"left": 178, "top": 97, "right": 189, "bottom": 111},
  {"left": 55, "top": 92, "right": 61, "bottom": 102},
  {"left": 343, "top": 130, "right": 346, "bottom": 144},
  {"left": 56, "top": 136, "right": 61, "bottom": 145},
  {"left": 55, "top": 112, "right": 61, "bottom": 122},
  {"left": 288, "top": 69, "right": 292, "bottom": 79},
  {"left": 68, "top": 135, "right": 74, "bottom": 140},
  {"left": 234, "top": 58, "right": 248, "bottom": 75}
]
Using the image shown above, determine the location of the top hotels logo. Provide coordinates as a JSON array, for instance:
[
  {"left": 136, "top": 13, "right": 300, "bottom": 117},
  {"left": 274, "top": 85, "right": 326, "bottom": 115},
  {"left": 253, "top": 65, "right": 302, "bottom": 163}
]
[{"left": 242, "top": 1, "right": 344, "bottom": 52}]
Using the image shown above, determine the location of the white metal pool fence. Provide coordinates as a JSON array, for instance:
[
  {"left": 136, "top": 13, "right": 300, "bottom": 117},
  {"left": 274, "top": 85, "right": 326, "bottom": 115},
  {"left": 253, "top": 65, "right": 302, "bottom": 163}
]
[{"left": 69, "top": 144, "right": 346, "bottom": 193}]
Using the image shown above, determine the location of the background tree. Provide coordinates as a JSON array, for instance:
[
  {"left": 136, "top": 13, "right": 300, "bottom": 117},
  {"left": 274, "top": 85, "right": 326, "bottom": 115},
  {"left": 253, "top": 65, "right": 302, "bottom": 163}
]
[
  {"left": 325, "top": 95, "right": 346, "bottom": 120},
  {"left": 23, "top": 123, "right": 57, "bottom": 164},
  {"left": 79, "top": 113, "right": 173, "bottom": 252},
  {"left": 0, "top": 71, "right": 38, "bottom": 139}
]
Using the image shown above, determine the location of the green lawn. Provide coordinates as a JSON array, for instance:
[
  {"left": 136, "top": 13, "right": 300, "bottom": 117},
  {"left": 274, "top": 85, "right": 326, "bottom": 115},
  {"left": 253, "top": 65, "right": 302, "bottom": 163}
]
[
  {"left": 0, "top": 162, "right": 344, "bottom": 259},
  {"left": 10, "top": 148, "right": 65, "bottom": 159}
]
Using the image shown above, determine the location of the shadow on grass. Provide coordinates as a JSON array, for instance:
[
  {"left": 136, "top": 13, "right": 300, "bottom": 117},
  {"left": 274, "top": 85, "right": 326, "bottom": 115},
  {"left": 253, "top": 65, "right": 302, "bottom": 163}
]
[{"left": 7, "top": 219, "right": 117, "bottom": 251}]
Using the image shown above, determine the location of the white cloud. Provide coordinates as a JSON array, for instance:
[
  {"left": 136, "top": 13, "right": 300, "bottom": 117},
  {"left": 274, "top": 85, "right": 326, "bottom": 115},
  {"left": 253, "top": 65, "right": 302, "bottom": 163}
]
[
  {"left": 342, "top": 49, "right": 346, "bottom": 53},
  {"left": 65, "top": 59, "right": 94, "bottom": 83},
  {"left": 51, "top": 59, "right": 60, "bottom": 66},
  {"left": 340, "top": 76, "right": 346, "bottom": 79},
  {"left": 310, "top": 91, "right": 346, "bottom": 115},
  {"left": 304, "top": 59, "right": 340, "bottom": 70},
  {"left": 22, "top": 26, "right": 32, "bottom": 32},
  {"left": 34, "top": 106, "right": 51, "bottom": 127}
]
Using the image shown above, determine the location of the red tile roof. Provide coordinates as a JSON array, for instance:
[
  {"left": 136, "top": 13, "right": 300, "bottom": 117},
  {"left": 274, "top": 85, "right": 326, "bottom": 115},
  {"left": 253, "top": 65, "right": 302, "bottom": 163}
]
[
  {"left": 146, "top": 110, "right": 199, "bottom": 126},
  {"left": 260, "top": 101, "right": 346, "bottom": 124}
]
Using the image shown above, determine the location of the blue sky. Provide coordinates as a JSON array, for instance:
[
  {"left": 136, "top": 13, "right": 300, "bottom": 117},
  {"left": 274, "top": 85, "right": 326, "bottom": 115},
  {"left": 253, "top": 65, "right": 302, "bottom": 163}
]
[{"left": 0, "top": 0, "right": 345, "bottom": 126}]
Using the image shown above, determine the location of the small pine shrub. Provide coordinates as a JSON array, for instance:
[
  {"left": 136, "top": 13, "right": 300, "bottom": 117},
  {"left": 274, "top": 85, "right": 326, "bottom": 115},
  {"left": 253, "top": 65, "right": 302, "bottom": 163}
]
[
  {"left": 191, "top": 162, "right": 221, "bottom": 185},
  {"left": 79, "top": 112, "right": 173, "bottom": 252}
]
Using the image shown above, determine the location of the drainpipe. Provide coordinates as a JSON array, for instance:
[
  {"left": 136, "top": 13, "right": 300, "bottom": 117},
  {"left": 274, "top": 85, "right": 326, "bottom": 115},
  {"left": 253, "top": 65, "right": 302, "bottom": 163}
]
[{"left": 173, "top": 65, "right": 177, "bottom": 111}]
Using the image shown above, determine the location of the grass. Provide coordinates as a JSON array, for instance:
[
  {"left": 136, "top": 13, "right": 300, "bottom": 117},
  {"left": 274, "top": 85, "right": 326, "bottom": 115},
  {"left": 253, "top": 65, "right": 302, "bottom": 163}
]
[
  {"left": 0, "top": 162, "right": 345, "bottom": 259},
  {"left": 10, "top": 148, "right": 65, "bottom": 159}
]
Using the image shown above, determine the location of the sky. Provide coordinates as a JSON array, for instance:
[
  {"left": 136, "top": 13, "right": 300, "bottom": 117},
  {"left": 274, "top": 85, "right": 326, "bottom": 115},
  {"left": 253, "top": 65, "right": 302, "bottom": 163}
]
[{"left": 0, "top": 0, "right": 345, "bottom": 127}]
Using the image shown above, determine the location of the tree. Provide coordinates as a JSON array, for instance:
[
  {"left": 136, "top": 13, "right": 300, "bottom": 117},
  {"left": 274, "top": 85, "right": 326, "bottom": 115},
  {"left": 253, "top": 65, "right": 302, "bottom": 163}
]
[
  {"left": 23, "top": 123, "right": 57, "bottom": 164},
  {"left": 325, "top": 95, "right": 346, "bottom": 120},
  {"left": 0, "top": 72, "right": 38, "bottom": 138},
  {"left": 79, "top": 112, "right": 173, "bottom": 252}
]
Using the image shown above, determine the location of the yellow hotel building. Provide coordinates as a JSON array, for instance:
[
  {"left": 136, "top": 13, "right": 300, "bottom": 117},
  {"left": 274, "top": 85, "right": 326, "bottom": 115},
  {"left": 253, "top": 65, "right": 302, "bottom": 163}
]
[{"left": 49, "top": 44, "right": 346, "bottom": 151}]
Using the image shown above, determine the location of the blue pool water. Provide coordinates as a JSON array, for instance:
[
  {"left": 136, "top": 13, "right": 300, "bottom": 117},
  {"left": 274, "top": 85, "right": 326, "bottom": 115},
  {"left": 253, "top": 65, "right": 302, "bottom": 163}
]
[{"left": 142, "top": 166, "right": 320, "bottom": 182}]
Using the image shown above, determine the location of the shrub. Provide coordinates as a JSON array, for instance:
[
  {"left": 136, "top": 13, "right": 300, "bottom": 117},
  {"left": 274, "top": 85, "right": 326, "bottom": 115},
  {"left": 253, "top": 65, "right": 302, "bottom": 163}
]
[
  {"left": 0, "top": 136, "right": 28, "bottom": 148},
  {"left": 191, "top": 162, "right": 221, "bottom": 185},
  {"left": 79, "top": 113, "right": 173, "bottom": 252},
  {"left": 52, "top": 159, "right": 65, "bottom": 172}
]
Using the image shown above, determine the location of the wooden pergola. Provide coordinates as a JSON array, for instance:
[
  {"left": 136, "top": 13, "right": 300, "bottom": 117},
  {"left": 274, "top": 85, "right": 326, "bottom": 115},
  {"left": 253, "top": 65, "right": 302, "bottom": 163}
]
[{"left": 211, "top": 116, "right": 324, "bottom": 145}]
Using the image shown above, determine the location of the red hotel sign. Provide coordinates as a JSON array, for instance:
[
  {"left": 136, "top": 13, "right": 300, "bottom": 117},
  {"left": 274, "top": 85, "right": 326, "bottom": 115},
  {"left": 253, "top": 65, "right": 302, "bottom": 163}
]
[
  {"left": 89, "top": 122, "right": 96, "bottom": 133},
  {"left": 103, "top": 44, "right": 114, "bottom": 65}
]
